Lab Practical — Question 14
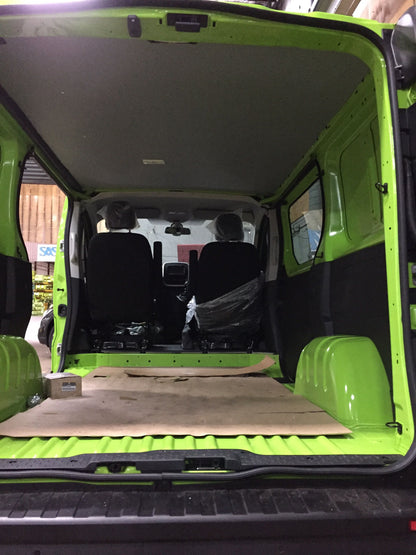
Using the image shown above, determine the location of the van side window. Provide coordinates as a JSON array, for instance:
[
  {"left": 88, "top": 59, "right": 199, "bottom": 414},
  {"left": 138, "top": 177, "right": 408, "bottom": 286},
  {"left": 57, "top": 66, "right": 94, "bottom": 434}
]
[{"left": 289, "top": 180, "right": 323, "bottom": 265}]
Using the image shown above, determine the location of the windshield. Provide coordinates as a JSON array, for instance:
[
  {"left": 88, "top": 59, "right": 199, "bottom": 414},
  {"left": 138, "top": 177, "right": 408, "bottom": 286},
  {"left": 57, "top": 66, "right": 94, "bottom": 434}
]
[{"left": 97, "top": 218, "right": 256, "bottom": 264}]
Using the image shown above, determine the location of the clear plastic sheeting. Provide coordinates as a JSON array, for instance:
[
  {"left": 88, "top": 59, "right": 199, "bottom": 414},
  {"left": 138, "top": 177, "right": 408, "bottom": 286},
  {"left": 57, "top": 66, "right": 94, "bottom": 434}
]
[{"left": 195, "top": 275, "right": 264, "bottom": 335}]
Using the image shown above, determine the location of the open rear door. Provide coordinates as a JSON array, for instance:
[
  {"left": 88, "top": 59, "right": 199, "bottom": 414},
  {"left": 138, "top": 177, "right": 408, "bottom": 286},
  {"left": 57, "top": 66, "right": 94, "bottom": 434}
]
[
  {"left": 0, "top": 252, "right": 31, "bottom": 337},
  {"left": 0, "top": 137, "right": 32, "bottom": 337}
]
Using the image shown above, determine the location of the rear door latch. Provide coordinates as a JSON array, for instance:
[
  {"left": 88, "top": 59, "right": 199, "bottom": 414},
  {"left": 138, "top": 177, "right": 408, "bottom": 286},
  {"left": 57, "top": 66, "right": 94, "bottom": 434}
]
[{"left": 167, "top": 13, "right": 208, "bottom": 33}]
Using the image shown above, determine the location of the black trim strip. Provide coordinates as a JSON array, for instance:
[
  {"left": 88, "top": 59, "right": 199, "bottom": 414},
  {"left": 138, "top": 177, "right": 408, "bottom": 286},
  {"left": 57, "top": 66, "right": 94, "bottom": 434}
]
[
  {"left": 0, "top": 463, "right": 401, "bottom": 482},
  {"left": 0, "top": 450, "right": 400, "bottom": 482},
  {"left": 0, "top": 450, "right": 398, "bottom": 471}
]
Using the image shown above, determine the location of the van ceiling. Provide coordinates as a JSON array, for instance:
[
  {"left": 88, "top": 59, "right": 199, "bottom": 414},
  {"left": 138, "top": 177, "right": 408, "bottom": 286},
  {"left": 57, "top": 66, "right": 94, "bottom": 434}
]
[{"left": 0, "top": 37, "right": 367, "bottom": 197}]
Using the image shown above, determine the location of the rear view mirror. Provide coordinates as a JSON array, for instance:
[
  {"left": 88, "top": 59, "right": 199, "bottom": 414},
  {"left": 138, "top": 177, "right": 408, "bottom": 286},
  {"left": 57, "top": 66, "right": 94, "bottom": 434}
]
[
  {"left": 392, "top": 7, "right": 416, "bottom": 88},
  {"left": 165, "top": 222, "right": 191, "bottom": 236}
]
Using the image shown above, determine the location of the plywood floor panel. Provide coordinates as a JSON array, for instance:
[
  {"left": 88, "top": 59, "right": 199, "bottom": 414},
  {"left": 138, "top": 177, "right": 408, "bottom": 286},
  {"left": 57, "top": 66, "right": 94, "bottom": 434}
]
[{"left": 0, "top": 370, "right": 350, "bottom": 437}]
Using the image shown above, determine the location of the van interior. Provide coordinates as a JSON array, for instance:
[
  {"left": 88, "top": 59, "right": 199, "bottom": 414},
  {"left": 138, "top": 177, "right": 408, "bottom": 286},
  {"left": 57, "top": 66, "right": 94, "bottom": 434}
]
[{"left": 0, "top": 5, "right": 412, "bottom": 469}]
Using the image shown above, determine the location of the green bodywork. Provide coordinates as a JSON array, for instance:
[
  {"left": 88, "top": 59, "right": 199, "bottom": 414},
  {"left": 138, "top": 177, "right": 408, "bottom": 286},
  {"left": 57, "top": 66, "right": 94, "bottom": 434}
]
[
  {"left": 397, "top": 84, "right": 416, "bottom": 109},
  {"left": 0, "top": 336, "right": 42, "bottom": 422},
  {"left": 0, "top": 3, "right": 412, "bottom": 472},
  {"left": 295, "top": 336, "right": 393, "bottom": 430},
  {"left": 0, "top": 106, "right": 31, "bottom": 260},
  {"left": 51, "top": 199, "right": 68, "bottom": 371}
]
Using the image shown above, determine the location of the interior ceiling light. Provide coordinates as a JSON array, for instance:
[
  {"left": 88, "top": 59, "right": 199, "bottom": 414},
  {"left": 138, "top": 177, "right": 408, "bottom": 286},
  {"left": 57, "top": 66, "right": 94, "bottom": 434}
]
[
  {"left": 21, "top": 0, "right": 88, "bottom": 3},
  {"left": 142, "top": 159, "right": 166, "bottom": 165}
]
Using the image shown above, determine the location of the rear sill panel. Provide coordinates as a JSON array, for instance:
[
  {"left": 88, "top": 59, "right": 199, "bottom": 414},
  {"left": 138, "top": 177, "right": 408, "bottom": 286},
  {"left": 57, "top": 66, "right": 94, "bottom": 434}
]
[{"left": 0, "top": 484, "right": 415, "bottom": 551}]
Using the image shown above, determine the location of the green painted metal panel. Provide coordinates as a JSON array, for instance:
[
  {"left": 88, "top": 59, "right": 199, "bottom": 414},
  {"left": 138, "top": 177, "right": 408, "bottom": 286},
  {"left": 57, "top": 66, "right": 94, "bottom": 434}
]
[
  {"left": 0, "top": 5, "right": 392, "bottom": 43},
  {"left": 397, "top": 84, "right": 416, "bottom": 109},
  {"left": 0, "top": 3, "right": 410, "bottom": 472},
  {"left": 408, "top": 262, "right": 416, "bottom": 289},
  {"left": 410, "top": 306, "right": 416, "bottom": 330},
  {"left": 339, "top": 128, "right": 383, "bottom": 244},
  {"left": 295, "top": 336, "right": 393, "bottom": 429},
  {"left": 0, "top": 336, "right": 43, "bottom": 422},
  {"left": 0, "top": 429, "right": 399, "bottom": 462},
  {"left": 0, "top": 107, "right": 31, "bottom": 259},
  {"left": 51, "top": 199, "right": 68, "bottom": 373},
  {"left": 279, "top": 74, "right": 386, "bottom": 277}
]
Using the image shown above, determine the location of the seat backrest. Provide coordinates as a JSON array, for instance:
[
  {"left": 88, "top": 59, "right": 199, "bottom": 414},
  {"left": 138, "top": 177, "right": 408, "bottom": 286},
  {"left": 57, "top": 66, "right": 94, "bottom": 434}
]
[
  {"left": 87, "top": 200, "right": 154, "bottom": 324},
  {"left": 105, "top": 200, "right": 137, "bottom": 230},
  {"left": 87, "top": 232, "right": 154, "bottom": 323},
  {"left": 195, "top": 241, "right": 261, "bottom": 304}
]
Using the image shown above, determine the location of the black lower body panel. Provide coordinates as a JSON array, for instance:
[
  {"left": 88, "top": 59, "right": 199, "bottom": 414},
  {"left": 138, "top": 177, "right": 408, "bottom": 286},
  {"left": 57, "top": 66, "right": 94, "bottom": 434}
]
[
  {"left": 0, "top": 254, "right": 32, "bottom": 337},
  {"left": 277, "top": 244, "right": 391, "bottom": 383},
  {"left": 0, "top": 483, "right": 416, "bottom": 553}
]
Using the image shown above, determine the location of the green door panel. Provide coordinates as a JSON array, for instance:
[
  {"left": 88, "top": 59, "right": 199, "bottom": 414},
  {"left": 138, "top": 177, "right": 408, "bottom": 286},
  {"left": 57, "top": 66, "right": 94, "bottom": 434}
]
[
  {"left": 51, "top": 199, "right": 68, "bottom": 373},
  {"left": 0, "top": 335, "right": 43, "bottom": 422}
]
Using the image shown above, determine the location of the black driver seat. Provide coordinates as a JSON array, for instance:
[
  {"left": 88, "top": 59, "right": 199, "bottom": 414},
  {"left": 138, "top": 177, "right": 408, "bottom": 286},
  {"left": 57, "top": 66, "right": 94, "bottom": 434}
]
[{"left": 86, "top": 201, "right": 154, "bottom": 350}]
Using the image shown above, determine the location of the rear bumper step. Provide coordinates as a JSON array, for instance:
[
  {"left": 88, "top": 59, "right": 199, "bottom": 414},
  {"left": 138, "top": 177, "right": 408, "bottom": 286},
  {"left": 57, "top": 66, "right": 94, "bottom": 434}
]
[{"left": 0, "top": 484, "right": 416, "bottom": 550}]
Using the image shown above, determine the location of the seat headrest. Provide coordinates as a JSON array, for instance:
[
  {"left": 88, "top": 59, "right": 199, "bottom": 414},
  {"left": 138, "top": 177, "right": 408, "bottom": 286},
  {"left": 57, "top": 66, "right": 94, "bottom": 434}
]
[
  {"left": 215, "top": 213, "right": 244, "bottom": 241},
  {"left": 105, "top": 201, "right": 137, "bottom": 230}
]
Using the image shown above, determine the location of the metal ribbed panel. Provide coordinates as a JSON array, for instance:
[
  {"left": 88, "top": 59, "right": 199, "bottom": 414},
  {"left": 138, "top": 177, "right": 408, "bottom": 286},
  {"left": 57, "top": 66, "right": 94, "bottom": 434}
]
[{"left": 0, "top": 430, "right": 398, "bottom": 460}]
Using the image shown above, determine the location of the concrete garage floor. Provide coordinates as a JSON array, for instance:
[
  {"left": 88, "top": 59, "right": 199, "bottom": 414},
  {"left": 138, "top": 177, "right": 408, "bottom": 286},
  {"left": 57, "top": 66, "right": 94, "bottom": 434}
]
[{"left": 25, "top": 316, "right": 51, "bottom": 375}]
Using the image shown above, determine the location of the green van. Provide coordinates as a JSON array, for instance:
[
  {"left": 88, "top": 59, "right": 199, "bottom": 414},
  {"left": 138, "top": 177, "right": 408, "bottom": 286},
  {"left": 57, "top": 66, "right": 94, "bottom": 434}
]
[{"left": 0, "top": 0, "right": 416, "bottom": 549}]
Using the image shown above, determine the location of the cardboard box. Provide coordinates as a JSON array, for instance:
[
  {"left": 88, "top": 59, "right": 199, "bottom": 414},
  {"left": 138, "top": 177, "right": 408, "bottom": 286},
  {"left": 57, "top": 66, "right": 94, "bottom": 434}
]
[{"left": 44, "top": 373, "right": 82, "bottom": 399}]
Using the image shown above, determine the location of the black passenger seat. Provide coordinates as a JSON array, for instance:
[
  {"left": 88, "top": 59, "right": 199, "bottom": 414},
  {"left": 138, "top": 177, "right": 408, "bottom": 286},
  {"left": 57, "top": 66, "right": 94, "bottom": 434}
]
[{"left": 193, "top": 213, "right": 263, "bottom": 352}]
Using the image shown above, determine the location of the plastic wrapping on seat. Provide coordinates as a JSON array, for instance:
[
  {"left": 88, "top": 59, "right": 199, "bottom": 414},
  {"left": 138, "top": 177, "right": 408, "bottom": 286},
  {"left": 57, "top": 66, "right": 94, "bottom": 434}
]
[{"left": 195, "top": 275, "right": 264, "bottom": 335}]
